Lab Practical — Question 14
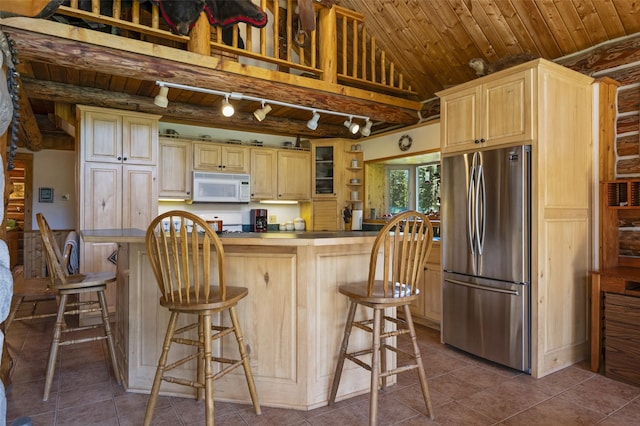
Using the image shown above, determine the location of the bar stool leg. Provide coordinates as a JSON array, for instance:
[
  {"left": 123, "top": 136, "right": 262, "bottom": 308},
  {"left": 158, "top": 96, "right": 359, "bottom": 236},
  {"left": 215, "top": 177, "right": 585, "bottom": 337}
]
[
  {"left": 144, "top": 311, "right": 179, "bottom": 426},
  {"left": 369, "top": 307, "right": 382, "bottom": 426},
  {"left": 43, "top": 293, "right": 67, "bottom": 401},
  {"left": 403, "top": 305, "right": 433, "bottom": 419},
  {"left": 229, "top": 306, "right": 261, "bottom": 414},
  {"left": 202, "top": 314, "right": 214, "bottom": 426},
  {"left": 97, "top": 289, "right": 120, "bottom": 385},
  {"left": 328, "top": 300, "right": 358, "bottom": 405}
]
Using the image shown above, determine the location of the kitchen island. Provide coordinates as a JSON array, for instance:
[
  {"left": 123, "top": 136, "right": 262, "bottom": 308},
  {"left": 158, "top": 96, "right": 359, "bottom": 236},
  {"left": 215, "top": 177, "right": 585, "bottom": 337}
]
[{"left": 82, "top": 229, "right": 387, "bottom": 410}]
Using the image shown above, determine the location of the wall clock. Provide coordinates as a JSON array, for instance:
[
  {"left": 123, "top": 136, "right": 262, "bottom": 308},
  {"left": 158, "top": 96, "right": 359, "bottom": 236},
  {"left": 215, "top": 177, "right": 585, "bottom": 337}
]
[{"left": 398, "top": 134, "right": 413, "bottom": 151}]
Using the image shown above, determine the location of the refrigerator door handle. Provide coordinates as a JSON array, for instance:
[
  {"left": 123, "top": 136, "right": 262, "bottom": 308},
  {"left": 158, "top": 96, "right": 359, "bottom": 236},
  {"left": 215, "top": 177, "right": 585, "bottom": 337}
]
[
  {"left": 445, "top": 278, "right": 520, "bottom": 296},
  {"left": 467, "top": 159, "right": 477, "bottom": 256},
  {"left": 476, "top": 162, "right": 486, "bottom": 254}
]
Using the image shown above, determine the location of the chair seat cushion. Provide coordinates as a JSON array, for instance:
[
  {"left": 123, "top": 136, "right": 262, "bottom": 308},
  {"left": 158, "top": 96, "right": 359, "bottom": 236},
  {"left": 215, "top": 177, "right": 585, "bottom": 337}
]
[
  {"left": 338, "top": 280, "right": 419, "bottom": 306},
  {"left": 160, "top": 285, "right": 249, "bottom": 312}
]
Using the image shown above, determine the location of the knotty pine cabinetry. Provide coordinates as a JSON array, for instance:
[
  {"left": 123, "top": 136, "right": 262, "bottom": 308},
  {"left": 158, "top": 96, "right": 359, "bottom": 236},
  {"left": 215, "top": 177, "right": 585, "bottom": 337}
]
[
  {"left": 158, "top": 138, "right": 192, "bottom": 199},
  {"left": 438, "top": 59, "right": 594, "bottom": 378},
  {"left": 249, "top": 147, "right": 277, "bottom": 200},
  {"left": 303, "top": 139, "right": 354, "bottom": 231},
  {"left": 410, "top": 240, "right": 442, "bottom": 328},
  {"left": 439, "top": 66, "right": 532, "bottom": 154},
  {"left": 77, "top": 105, "right": 160, "bottom": 315},
  {"left": 193, "top": 141, "right": 249, "bottom": 173},
  {"left": 276, "top": 149, "right": 311, "bottom": 200}
]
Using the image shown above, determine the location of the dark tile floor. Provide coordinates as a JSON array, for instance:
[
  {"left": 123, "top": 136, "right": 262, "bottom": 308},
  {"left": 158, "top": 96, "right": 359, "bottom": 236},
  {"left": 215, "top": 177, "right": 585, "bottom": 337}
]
[{"left": 5, "top": 297, "right": 640, "bottom": 425}]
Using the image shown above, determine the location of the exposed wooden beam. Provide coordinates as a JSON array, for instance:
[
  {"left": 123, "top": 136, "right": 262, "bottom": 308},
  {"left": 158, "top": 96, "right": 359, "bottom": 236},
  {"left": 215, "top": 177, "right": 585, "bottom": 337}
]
[
  {"left": 15, "top": 76, "right": 43, "bottom": 151},
  {"left": 22, "top": 78, "right": 355, "bottom": 138},
  {"left": 1, "top": 21, "right": 420, "bottom": 127}
]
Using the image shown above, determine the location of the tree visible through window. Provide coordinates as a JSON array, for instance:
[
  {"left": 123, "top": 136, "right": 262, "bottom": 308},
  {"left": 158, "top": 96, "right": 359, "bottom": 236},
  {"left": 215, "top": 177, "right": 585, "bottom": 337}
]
[{"left": 387, "top": 162, "right": 440, "bottom": 215}]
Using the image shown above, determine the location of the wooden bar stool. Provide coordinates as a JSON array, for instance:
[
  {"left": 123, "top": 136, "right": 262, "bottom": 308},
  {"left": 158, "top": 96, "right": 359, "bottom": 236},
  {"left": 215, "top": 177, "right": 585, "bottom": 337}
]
[
  {"left": 144, "top": 210, "right": 260, "bottom": 426},
  {"left": 36, "top": 213, "right": 120, "bottom": 401},
  {"left": 328, "top": 211, "right": 435, "bottom": 425}
]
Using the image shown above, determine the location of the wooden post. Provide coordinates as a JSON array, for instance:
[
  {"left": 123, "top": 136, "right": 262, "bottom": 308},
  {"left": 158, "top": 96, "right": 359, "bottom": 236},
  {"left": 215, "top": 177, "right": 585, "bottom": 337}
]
[
  {"left": 318, "top": 5, "right": 337, "bottom": 84},
  {"left": 187, "top": 11, "right": 211, "bottom": 56}
]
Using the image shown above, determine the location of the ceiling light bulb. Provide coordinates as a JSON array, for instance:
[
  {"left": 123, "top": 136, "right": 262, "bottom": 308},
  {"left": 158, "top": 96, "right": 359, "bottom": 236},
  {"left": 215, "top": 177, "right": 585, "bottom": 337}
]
[
  {"left": 154, "top": 85, "right": 169, "bottom": 108},
  {"left": 307, "top": 111, "right": 320, "bottom": 130},
  {"left": 221, "top": 96, "right": 235, "bottom": 117},
  {"left": 253, "top": 103, "right": 272, "bottom": 122},
  {"left": 360, "top": 119, "right": 372, "bottom": 137},
  {"left": 344, "top": 118, "right": 359, "bottom": 134}
]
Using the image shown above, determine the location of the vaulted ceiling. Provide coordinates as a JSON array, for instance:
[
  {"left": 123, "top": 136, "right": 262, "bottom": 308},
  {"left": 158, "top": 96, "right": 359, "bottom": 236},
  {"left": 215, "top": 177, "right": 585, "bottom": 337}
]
[{"left": 339, "top": 0, "right": 640, "bottom": 103}]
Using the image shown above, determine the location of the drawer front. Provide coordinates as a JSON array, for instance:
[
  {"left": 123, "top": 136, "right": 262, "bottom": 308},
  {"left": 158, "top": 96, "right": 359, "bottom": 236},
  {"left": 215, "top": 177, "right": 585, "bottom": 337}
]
[{"left": 605, "top": 293, "right": 640, "bottom": 326}]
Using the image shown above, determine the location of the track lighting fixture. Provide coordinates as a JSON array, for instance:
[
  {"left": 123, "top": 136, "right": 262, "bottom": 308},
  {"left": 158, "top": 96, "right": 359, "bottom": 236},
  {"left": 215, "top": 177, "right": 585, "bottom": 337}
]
[
  {"left": 307, "top": 111, "right": 320, "bottom": 130},
  {"left": 154, "top": 81, "right": 371, "bottom": 136},
  {"left": 344, "top": 117, "right": 360, "bottom": 134},
  {"left": 360, "top": 119, "right": 372, "bottom": 137},
  {"left": 221, "top": 95, "right": 235, "bottom": 117},
  {"left": 154, "top": 85, "right": 169, "bottom": 108},
  {"left": 253, "top": 102, "right": 272, "bottom": 122}
]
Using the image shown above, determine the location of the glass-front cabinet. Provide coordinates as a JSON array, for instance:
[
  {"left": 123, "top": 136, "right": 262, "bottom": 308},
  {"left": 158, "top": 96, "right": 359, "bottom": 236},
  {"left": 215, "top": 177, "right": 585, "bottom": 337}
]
[{"left": 312, "top": 141, "right": 341, "bottom": 198}]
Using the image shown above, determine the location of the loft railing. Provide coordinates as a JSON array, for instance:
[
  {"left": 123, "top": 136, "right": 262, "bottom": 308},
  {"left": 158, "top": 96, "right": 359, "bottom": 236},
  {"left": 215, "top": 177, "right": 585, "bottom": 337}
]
[{"left": 53, "top": 0, "right": 416, "bottom": 96}]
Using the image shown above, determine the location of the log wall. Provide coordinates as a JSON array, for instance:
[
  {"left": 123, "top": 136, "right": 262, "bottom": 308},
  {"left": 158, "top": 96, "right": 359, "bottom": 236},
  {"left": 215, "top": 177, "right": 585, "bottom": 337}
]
[{"left": 558, "top": 33, "right": 640, "bottom": 260}]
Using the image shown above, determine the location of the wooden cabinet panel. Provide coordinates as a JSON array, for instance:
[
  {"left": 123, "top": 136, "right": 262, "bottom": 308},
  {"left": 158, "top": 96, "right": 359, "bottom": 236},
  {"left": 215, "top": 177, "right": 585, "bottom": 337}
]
[
  {"left": 440, "top": 68, "right": 533, "bottom": 154},
  {"left": 193, "top": 142, "right": 249, "bottom": 173},
  {"left": 158, "top": 139, "right": 192, "bottom": 198},
  {"left": 81, "top": 106, "right": 157, "bottom": 164},
  {"left": 121, "top": 165, "right": 157, "bottom": 230},
  {"left": 250, "top": 147, "right": 277, "bottom": 200},
  {"left": 311, "top": 199, "right": 339, "bottom": 231},
  {"left": 277, "top": 150, "right": 311, "bottom": 200}
]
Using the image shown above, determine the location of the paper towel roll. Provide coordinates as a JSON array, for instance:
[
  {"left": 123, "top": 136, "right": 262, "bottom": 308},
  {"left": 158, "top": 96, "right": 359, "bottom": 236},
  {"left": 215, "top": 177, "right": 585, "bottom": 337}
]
[{"left": 351, "top": 210, "right": 363, "bottom": 231}]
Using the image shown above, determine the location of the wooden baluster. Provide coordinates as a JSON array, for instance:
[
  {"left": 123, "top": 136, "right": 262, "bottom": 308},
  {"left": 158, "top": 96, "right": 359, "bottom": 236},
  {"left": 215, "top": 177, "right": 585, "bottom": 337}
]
[
  {"left": 351, "top": 18, "right": 358, "bottom": 78},
  {"left": 318, "top": 4, "right": 337, "bottom": 84},
  {"left": 188, "top": 12, "right": 211, "bottom": 56}
]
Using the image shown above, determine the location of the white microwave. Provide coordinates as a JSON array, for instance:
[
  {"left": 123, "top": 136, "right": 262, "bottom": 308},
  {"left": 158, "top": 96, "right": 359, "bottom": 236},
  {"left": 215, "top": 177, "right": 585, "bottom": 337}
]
[{"left": 192, "top": 172, "right": 251, "bottom": 203}]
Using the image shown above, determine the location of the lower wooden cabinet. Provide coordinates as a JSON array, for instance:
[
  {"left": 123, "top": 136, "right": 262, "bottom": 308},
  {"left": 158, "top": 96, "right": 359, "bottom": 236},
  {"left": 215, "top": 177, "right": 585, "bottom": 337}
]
[
  {"left": 604, "top": 292, "right": 640, "bottom": 386},
  {"left": 410, "top": 240, "right": 442, "bottom": 328}
]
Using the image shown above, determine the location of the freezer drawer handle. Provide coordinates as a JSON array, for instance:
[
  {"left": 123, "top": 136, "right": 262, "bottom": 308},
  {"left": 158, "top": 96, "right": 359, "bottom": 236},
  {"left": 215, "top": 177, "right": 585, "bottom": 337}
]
[{"left": 445, "top": 278, "right": 519, "bottom": 296}]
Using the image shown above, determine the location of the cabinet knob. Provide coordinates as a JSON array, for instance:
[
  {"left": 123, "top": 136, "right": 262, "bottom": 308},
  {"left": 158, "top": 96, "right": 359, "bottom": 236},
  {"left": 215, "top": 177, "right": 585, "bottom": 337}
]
[
  {"left": 123, "top": 157, "right": 128, "bottom": 161},
  {"left": 480, "top": 138, "right": 486, "bottom": 143},
  {"left": 117, "top": 156, "right": 122, "bottom": 160},
  {"left": 474, "top": 139, "right": 480, "bottom": 144}
]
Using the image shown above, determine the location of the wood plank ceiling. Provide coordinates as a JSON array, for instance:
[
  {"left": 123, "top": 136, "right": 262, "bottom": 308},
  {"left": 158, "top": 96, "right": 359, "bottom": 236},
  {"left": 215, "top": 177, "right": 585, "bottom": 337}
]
[{"left": 339, "top": 0, "right": 640, "bottom": 103}]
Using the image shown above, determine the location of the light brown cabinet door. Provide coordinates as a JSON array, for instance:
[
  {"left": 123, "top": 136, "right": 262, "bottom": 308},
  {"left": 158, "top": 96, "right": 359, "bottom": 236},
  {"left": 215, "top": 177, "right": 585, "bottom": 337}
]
[
  {"left": 82, "top": 109, "right": 123, "bottom": 163},
  {"left": 159, "top": 139, "right": 192, "bottom": 198},
  {"left": 441, "top": 69, "right": 533, "bottom": 154},
  {"left": 121, "top": 165, "right": 157, "bottom": 230},
  {"left": 277, "top": 150, "right": 311, "bottom": 200},
  {"left": 81, "top": 106, "right": 157, "bottom": 164},
  {"left": 193, "top": 143, "right": 249, "bottom": 173},
  {"left": 311, "top": 199, "right": 340, "bottom": 231},
  {"left": 250, "top": 147, "right": 277, "bottom": 199}
]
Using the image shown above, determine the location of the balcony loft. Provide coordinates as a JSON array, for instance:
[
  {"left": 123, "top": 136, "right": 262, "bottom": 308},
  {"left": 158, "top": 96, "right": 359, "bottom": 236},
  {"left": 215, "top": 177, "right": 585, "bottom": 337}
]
[{"left": 0, "top": 0, "right": 430, "bottom": 149}]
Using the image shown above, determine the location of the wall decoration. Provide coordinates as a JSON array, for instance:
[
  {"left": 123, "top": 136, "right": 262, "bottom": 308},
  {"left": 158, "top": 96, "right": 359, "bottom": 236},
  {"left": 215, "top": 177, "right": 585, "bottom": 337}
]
[{"left": 39, "top": 187, "right": 54, "bottom": 203}]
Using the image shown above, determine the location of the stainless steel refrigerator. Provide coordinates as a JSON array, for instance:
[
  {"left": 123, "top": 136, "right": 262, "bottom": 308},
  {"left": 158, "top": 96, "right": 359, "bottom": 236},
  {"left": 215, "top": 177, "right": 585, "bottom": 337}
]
[{"left": 441, "top": 145, "right": 531, "bottom": 373}]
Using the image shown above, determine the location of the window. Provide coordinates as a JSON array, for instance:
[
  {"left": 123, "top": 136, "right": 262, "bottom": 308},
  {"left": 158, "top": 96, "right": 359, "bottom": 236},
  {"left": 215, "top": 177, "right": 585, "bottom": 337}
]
[{"left": 386, "top": 162, "right": 440, "bottom": 215}]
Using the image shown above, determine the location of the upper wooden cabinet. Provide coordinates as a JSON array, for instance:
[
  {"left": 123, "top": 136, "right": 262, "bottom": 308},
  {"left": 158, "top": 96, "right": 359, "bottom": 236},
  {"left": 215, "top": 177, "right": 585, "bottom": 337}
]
[
  {"left": 80, "top": 105, "right": 158, "bottom": 165},
  {"left": 311, "top": 140, "right": 343, "bottom": 198},
  {"left": 277, "top": 150, "right": 311, "bottom": 200},
  {"left": 193, "top": 142, "right": 249, "bottom": 173},
  {"left": 438, "top": 68, "right": 533, "bottom": 154},
  {"left": 159, "top": 138, "right": 193, "bottom": 199},
  {"left": 250, "top": 147, "right": 278, "bottom": 200}
]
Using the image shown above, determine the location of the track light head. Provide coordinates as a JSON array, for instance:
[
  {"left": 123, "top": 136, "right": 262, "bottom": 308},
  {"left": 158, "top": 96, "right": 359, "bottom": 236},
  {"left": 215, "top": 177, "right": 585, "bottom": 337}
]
[
  {"left": 154, "top": 85, "right": 169, "bottom": 108},
  {"left": 307, "top": 111, "right": 320, "bottom": 130},
  {"left": 221, "top": 96, "right": 235, "bottom": 117},
  {"left": 344, "top": 117, "right": 360, "bottom": 134},
  {"left": 360, "top": 119, "right": 372, "bottom": 137},
  {"left": 253, "top": 103, "right": 272, "bottom": 122}
]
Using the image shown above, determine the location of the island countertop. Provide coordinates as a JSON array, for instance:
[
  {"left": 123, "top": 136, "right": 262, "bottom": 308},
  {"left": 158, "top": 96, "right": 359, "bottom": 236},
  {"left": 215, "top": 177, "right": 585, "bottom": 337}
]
[{"left": 81, "top": 229, "right": 381, "bottom": 246}]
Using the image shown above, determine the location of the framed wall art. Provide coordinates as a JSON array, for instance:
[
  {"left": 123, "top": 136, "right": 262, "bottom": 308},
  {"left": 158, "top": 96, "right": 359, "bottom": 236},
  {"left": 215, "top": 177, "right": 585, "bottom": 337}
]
[{"left": 39, "top": 187, "right": 54, "bottom": 203}]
